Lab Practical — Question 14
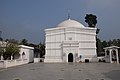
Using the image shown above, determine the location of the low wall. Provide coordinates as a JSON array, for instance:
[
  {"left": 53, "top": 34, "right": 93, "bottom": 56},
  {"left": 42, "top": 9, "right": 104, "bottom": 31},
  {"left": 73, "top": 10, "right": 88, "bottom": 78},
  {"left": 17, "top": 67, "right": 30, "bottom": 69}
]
[
  {"left": 0, "top": 61, "right": 5, "bottom": 68},
  {"left": 0, "top": 59, "right": 28, "bottom": 68},
  {"left": 34, "top": 58, "right": 40, "bottom": 63},
  {"left": 34, "top": 58, "right": 44, "bottom": 63}
]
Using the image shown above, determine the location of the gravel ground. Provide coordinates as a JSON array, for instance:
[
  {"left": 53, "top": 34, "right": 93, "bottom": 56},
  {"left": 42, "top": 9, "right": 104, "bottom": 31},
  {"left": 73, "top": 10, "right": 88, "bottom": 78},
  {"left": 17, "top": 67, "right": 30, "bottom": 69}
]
[{"left": 0, "top": 63, "right": 120, "bottom": 80}]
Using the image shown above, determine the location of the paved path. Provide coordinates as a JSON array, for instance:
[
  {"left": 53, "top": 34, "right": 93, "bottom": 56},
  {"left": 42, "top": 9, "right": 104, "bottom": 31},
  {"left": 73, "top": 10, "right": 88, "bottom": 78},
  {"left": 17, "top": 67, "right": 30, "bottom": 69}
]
[{"left": 0, "top": 63, "right": 120, "bottom": 80}]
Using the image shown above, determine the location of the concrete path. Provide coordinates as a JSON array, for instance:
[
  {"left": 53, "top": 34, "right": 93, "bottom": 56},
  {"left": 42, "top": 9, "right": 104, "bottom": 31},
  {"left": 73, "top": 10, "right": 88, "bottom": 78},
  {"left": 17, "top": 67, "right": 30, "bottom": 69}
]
[{"left": 0, "top": 63, "right": 120, "bottom": 80}]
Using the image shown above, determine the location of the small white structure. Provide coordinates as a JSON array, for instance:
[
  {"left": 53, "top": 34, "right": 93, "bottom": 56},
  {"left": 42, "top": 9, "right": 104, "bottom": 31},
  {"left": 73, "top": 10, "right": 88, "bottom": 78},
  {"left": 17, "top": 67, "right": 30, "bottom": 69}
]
[
  {"left": 44, "top": 19, "right": 98, "bottom": 63},
  {"left": 19, "top": 45, "right": 34, "bottom": 63},
  {"left": 104, "top": 46, "right": 120, "bottom": 64},
  {"left": 0, "top": 45, "right": 34, "bottom": 68}
]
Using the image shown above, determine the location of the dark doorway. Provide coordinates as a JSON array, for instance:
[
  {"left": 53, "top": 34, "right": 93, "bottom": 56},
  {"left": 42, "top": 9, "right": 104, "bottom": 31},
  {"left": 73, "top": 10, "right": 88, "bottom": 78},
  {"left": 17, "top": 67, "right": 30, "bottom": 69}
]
[
  {"left": 111, "top": 50, "right": 117, "bottom": 62},
  {"left": 118, "top": 49, "right": 120, "bottom": 63},
  {"left": 68, "top": 53, "right": 73, "bottom": 62}
]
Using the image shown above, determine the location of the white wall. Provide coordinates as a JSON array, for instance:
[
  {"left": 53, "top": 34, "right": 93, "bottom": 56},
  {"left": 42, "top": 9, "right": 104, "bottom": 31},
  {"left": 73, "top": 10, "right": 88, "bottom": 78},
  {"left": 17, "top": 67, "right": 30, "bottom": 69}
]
[
  {"left": 0, "top": 45, "right": 34, "bottom": 68},
  {"left": 45, "top": 27, "right": 97, "bottom": 62},
  {"left": 19, "top": 45, "right": 34, "bottom": 63},
  {"left": 0, "top": 59, "right": 28, "bottom": 68}
]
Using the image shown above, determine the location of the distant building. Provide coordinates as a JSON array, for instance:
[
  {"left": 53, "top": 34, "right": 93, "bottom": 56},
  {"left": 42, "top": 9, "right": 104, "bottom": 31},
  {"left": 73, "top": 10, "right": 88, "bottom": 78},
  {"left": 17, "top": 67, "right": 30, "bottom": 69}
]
[{"left": 44, "top": 18, "right": 97, "bottom": 63}]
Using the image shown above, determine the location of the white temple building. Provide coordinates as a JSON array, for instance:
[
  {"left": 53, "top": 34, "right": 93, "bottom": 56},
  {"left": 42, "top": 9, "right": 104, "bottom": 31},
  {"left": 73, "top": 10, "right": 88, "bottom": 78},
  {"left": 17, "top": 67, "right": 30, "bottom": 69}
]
[{"left": 44, "top": 18, "right": 98, "bottom": 63}]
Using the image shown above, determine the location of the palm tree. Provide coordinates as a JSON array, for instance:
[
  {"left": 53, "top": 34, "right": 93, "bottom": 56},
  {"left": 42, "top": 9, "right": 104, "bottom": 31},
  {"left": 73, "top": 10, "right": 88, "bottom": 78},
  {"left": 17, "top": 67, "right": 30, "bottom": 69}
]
[{"left": 85, "top": 14, "right": 97, "bottom": 28}]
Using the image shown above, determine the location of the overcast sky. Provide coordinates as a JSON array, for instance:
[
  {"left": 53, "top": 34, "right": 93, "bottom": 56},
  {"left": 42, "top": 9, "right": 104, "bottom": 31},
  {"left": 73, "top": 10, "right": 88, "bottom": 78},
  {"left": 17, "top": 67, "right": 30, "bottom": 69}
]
[{"left": 0, "top": 0, "right": 120, "bottom": 44}]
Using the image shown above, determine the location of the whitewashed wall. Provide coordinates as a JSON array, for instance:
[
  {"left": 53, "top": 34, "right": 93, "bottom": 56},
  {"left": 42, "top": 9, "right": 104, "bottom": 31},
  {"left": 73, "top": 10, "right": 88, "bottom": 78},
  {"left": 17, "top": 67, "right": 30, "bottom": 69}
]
[
  {"left": 0, "top": 45, "right": 34, "bottom": 68},
  {"left": 45, "top": 26, "right": 97, "bottom": 62},
  {"left": 0, "top": 59, "right": 28, "bottom": 68},
  {"left": 19, "top": 45, "right": 34, "bottom": 63}
]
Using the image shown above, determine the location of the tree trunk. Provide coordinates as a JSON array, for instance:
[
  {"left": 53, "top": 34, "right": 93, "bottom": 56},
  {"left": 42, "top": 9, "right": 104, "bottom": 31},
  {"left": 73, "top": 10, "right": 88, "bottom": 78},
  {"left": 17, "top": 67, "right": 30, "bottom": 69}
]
[
  {"left": 11, "top": 56, "right": 13, "bottom": 60},
  {"left": 1, "top": 55, "right": 3, "bottom": 60}
]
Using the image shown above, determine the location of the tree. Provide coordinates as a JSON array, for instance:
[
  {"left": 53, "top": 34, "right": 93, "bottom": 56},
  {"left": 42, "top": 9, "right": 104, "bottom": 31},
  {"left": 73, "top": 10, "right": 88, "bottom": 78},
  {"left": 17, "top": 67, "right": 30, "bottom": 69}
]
[
  {"left": 112, "top": 39, "right": 118, "bottom": 46},
  {"left": 0, "top": 48, "right": 4, "bottom": 54},
  {"left": 0, "top": 41, "right": 6, "bottom": 60},
  {"left": 107, "top": 40, "right": 113, "bottom": 46},
  {"left": 96, "top": 28, "right": 100, "bottom": 34},
  {"left": 4, "top": 43, "right": 20, "bottom": 60},
  {"left": 117, "top": 39, "right": 120, "bottom": 47},
  {"left": 85, "top": 14, "right": 97, "bottom": 28},
  {"left": 19, "top": 39, "right": 28, "bottom": 45},
  {"left": 0, "top": 47, "right": 4, "bottom": 59},
  {"left": 96, "top": 38, "right": 120, "bottom": 56},
  {"left": 39, "top": 42, "right": 45, "bottom": 58},
  {"left": 102, "top": 41, "right": 108, "bottom": 47},
  {"left": 96, "top": 38, "right": 104, "bottom": 56},
  {"left": 5, "top": 39, "right": 18, "bottom": 44},
  {"left": 0, "top": 37, "right": 3, "bottom": 41}
]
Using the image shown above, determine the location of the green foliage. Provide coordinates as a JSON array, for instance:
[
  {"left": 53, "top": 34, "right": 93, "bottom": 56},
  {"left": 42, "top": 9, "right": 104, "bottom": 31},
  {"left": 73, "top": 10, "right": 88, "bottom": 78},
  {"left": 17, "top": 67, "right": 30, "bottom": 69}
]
[
  {"left": 96, "top": 38, "right": 103, "bottom": 52},
  {"left": 0, "top": 41, "right": 5, "bottom": 55},
  {"left": 112, "top": 39, "right": 118, "bottom": 46},
  {"left": 96, "top": 28, "right": 100, "bottom": 34},
  {"left": 0, "top": 37, "right": 3, "bottom": 41},
  {"left": 39, "top": 42, "right": 45, "bottom": 58},
  {"left": 102, "top": 41, "right": 108, "bottom": 47},
  {"left": 97, "top": 38, "right": 120, "bottom": 56},
  {"left": 5, "top": 43, "right": 20, "bottom": 55},
  {"left": 0, "top": 47, "right": 4, "bottom": 55},
  {"left": 5, "top": 39, "right": 18, "bottom": 44},
  {"left": 19, "top": 39, "right": 28, "bottom": 45},
  {"left": 85, "top": 14, "right": 97, "bottom": 27}
]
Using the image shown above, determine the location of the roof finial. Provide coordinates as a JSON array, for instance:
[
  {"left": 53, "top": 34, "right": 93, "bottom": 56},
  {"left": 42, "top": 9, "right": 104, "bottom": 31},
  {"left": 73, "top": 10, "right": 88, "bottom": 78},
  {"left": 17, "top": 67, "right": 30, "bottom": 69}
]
[{"left": 68, "top": 10, "right": 71, "bottom": 20}]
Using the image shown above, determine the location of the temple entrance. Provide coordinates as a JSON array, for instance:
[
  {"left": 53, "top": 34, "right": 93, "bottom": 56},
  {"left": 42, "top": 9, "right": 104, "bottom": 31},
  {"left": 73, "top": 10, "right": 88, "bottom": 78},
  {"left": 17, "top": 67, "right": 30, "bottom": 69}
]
[{"left": 68, "top": 53, "right": 73, "bottom": 62}]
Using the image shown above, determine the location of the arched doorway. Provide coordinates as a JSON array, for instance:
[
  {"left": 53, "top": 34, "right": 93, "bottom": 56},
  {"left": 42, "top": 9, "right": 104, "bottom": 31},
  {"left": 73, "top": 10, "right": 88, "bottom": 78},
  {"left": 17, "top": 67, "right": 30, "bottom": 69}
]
[
  {"left": 68, "top": 53, "right": 73, "bottom": 62},
  {"left": 22, "top": 52, "right": 26, "bottom": 59}
]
